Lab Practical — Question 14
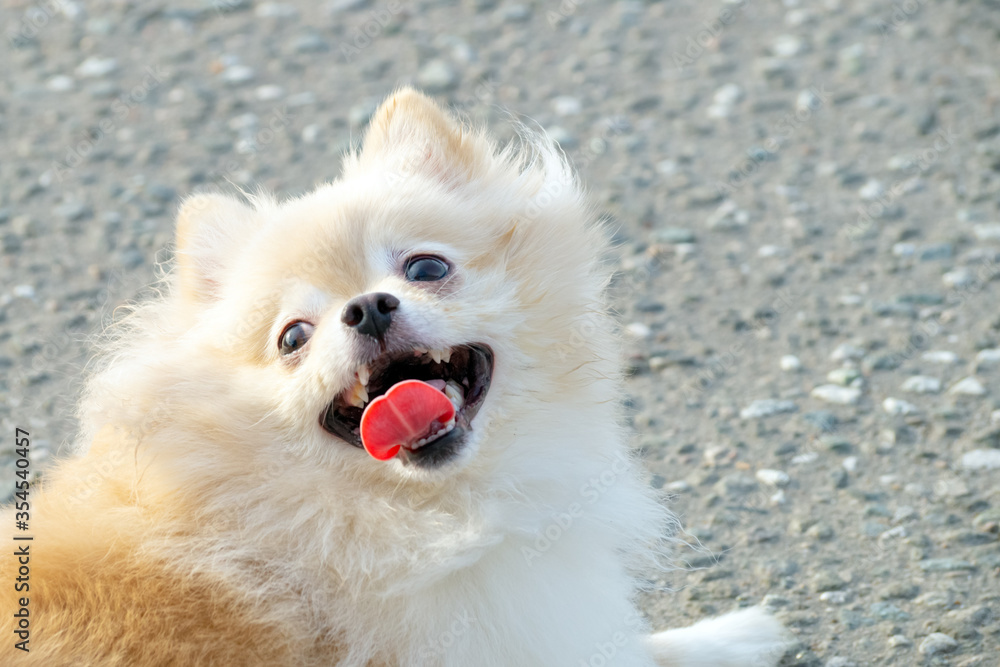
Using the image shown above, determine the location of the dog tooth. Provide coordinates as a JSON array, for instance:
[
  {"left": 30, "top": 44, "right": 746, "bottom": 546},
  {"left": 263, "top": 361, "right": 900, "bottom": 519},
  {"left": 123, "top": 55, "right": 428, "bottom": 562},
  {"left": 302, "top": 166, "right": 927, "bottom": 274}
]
[
  {"left": 441, "top": 348, "right": 451, "bottom": 364},
  {"left": 413, "top": 347, "right": 427, "bottom": 356},
  {"left": 347, "top": 381, "right": 368, "bottom": 408},
  {"left": 444, "top": 381, "right": 464, "bottom": 406},
  {"left": 411, "top": 420, "right": 456, "bottom": 450},
  {"left": 430, "top": 349, "right": 443, "bottom": 364},
  {"left": 357, "top": 364, "right": 370, "bottom": 387}
]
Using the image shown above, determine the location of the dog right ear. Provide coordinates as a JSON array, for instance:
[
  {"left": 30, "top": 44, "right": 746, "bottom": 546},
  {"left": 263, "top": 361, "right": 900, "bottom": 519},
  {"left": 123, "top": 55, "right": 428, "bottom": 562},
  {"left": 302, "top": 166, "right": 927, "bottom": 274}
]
[
  {"left": 352, "top": 87, "right": 489, "bottom": 187},
  {"left": 174, "top": 193, "right": 257, "bottom": 304}
]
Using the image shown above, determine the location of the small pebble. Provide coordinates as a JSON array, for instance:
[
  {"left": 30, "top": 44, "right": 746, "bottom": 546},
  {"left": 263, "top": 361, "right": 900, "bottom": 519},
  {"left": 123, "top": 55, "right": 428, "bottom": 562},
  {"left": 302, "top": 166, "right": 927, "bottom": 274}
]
[
  {"left": 831, "top": 343, "right": 866, "bottom": 362},
  {"left": 705, "top": 201, "right": 748, "bottom": 229},
  {"left": 918, "top": 633, "right": 958, "bottom": 656},
  {"left": 547, "top": 126, "right": 578, "bottom": 150},
  {"left": 417, "top": 60, "right": 459, "bottom": 93},
  {"left": 624, "top": 322, "right": 652, "bottom": 339},
  {"left": 839, "top": 43, "right": 866, "bottom": 76},
  {"left": 901, "top": 376, "right": 941, "bottom": 394},
  {"left": 254, "top": 85, "right": 285, "bottom": 101},
  {"left": 292, "top": 32, "right": 329, "bottom": 53},
  {"left": 892, "top": 242, "right": 916, "bottom": 257},
  {"left": 916, "top": 592, "right": 952, "bottom": 607},
  {"left": 888, "top": 634, "right": 912, "bottom": 648},
  {"left": 780, "top": 355, "right": 802, "bottom": 372},
  {"left": 664, "top": 480, "right": 691, "bottom": 493},
  {"left": 255, "top": 2, "right": 298, "bottom": 17},
  {"left": 934, "top": 478, "right": 970, "bottom": 498},
  {"left": 653, "top": 228, "right": 696, "bottom": 244},
  {"left": 819, "top": 591, "right": 850, "bottom": 605},
  {"left": 824, "top": 658, "right": 857, "bottom": 667},
  {"left": 943, "top": 268, "right": 975, "bottom": 288},
  {"left": 975, "top": 349, "right": 1000, "bottom": 365},
  {"left": 551, "top": 96, "right": 582, "bottom": 116},
  {"left": 922, "top": 350, "right": 958, "bottom": 364},
  {"left": 792, "top": 452, "right": 819, "bottom": 465},
  {"left": 756, "top": 469, "right": 791, "bottom": 487},
  {"left": 960, "top": 449, "right": 1000, "bottom": 470},
  {"left": 502, "top": 4, "right": 531, "bottom": 21},
  {"left": 656, "top": 159, "right": 678, "bottom": 175},
  {"left": 883, "top": 397, "right": 919, "bottom": 415},
  {"left": 949, "top": 377, "right": 986, "bottom": 396},
  {"left": 858, "top": 179, "right": 884, "bottom": 201},
  {"left": 919, "top": 244, "right": 953, "bottom": 261},
  {"left": 839, "top": 294, "right": 864, "bottom": 306},
  {"left": 757, "top": 244, "right": 787, "bottom": 257},
  {"left": 714, "top": 83, "right": 744, "bottom": 107},
  {"left": 222, "top": 65, "right": 256, "bottom": 85},
  {"left": 827, "top": 367, "right": 861, "bottom": 386},
  {"left": 740, "top": 399, "right": 798, "bottom": 419},
  {"left": 811, "top": 384, "right": 862, "bottom": 405},
  {"left": 771, "top": 34, "right": 806, "bottom": 57},
  {"left": 918, "top": 558, "right": 974, "bottom": 572},
  {"left": 301, "top": 124, "right": 321, "bottom": 143},
  {"left": 762, "top": 594, "right": 791, "bottom": 608},
  {"left": 46, "top": 75, "right": 75, "bottom": 92},
  {"left": 327, "top": 0, "right": 369, "bottom": 10},
  {"left": 973, "top": 224, "right": 1000, "bottom": 241},
  {"left": 76, "top": 56, "right": 118, "bottom": 78},
  {"left": 795, "top": 88, "right": 821, "bottom": 112}
]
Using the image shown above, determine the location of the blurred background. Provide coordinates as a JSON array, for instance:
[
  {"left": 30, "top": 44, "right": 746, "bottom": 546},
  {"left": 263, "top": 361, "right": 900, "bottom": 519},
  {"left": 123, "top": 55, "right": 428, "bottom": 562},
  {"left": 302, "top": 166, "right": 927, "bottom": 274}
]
[{"left": 2, "top": 0, "right": 1000, "bottom": 663}]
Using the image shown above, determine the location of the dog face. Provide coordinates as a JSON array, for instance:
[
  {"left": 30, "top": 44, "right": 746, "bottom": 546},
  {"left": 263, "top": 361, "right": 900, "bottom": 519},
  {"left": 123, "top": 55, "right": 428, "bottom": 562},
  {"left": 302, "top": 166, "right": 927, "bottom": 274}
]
[{"left": 163, "top": 89, "right": 614, "bottom": 483}]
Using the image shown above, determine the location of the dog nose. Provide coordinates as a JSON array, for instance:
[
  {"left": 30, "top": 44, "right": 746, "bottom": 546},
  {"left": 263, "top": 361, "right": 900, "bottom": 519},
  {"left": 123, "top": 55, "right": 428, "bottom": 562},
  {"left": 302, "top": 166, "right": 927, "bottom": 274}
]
[{"left": 341, "top": 292, "right": 399, "bottom": 340}]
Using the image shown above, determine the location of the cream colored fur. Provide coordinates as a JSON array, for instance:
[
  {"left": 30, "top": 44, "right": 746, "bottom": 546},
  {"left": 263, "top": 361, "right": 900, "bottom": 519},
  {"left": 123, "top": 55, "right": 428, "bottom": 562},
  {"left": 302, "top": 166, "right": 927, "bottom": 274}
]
[{"left": 3, "top": 89, "right": 788, "bottom": 666}]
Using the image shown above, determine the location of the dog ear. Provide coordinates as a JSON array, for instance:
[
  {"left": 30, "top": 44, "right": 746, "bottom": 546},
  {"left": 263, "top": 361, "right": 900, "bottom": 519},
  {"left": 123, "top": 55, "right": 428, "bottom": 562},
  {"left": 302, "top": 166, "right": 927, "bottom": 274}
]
[
  {"left": 354, "top": 87, "right": 487, "bottom": 184},
  {"left": 174, "top": 193, "right": 257, "bottom": 304}
]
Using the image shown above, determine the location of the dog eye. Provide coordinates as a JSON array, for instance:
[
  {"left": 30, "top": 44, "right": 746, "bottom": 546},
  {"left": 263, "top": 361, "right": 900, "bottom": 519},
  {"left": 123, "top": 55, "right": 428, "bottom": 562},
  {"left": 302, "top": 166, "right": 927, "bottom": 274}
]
[
  {"left": 404, "top": 256, "right": 449, "bottom": 282},
  {"left": 279, "top": 321, "right": 315, "bottom": 355}
]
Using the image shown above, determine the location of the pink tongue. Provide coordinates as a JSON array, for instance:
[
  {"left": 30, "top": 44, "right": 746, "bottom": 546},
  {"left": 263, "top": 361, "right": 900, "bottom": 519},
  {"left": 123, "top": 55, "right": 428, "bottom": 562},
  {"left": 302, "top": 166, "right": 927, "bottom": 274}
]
[{"left": 360, "top": 380, "right": 456, "bottom": 461}]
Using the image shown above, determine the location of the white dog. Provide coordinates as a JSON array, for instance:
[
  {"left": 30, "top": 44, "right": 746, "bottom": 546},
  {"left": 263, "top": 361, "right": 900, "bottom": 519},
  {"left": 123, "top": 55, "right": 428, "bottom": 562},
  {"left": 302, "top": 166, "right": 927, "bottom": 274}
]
[{"left": 4, "top": 88, "right": 789, "bottom": 666}]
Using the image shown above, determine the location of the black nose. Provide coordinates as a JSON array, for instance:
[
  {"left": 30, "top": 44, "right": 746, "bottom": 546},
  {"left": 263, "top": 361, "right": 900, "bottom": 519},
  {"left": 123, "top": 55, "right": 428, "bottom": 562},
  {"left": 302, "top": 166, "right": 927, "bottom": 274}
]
[{"left": 341, "top": 292, "right": 399, "bottom": 340}]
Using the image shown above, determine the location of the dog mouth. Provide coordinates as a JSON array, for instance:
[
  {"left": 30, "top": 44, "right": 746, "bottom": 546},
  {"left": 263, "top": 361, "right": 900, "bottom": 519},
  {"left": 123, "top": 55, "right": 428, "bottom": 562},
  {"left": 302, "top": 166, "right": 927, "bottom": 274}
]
[{"left": 321, "top": 344, "right": 494, "bottom": 466}]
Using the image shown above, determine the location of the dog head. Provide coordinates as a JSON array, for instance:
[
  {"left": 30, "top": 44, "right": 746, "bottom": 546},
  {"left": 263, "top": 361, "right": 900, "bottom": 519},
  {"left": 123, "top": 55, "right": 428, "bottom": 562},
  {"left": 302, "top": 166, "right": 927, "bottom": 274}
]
[{"left": 107, "top": 89, "right": 617, "bottom": 490}]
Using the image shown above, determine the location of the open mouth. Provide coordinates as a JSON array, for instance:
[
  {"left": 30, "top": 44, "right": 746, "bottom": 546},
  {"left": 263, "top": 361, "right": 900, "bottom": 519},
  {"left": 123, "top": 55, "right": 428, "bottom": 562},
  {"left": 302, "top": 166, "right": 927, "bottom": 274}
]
[{"left": 321, "top": 344, "right": 494, "bottom": 466}]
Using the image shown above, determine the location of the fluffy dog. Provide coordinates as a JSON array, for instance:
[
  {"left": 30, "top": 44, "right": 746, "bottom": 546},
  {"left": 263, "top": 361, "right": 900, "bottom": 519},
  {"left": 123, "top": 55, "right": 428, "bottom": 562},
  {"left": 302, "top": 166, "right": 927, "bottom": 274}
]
[{"left": 4, "top": 89, "right": 788, "bottom": 666}]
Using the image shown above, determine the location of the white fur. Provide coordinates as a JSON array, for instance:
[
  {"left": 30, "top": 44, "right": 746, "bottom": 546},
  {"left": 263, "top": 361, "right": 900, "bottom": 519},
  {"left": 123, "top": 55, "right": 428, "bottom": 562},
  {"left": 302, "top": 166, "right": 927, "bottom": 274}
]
[
  {"left": 648, "top": 608, "right": 792, "bottom": 667},
  {"left": 72, "top": 89, "right": 788, "bottom": 665}
]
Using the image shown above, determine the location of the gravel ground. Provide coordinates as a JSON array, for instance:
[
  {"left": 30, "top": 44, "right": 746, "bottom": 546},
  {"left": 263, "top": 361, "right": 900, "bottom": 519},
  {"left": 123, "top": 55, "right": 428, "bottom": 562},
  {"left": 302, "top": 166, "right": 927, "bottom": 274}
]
[{"left": 3, "top": 0, "right": 1000, "bottom": 665}]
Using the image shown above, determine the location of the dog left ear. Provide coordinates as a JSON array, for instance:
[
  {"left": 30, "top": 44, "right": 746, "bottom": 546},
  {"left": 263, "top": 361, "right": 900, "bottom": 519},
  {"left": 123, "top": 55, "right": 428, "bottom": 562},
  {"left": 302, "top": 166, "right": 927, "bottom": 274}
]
[
  {"left": 174, "top": 193, "right": 258, "bottom": 304},
  {"left": 353, "top": 87, "right": 488, "bottom": 185}
]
